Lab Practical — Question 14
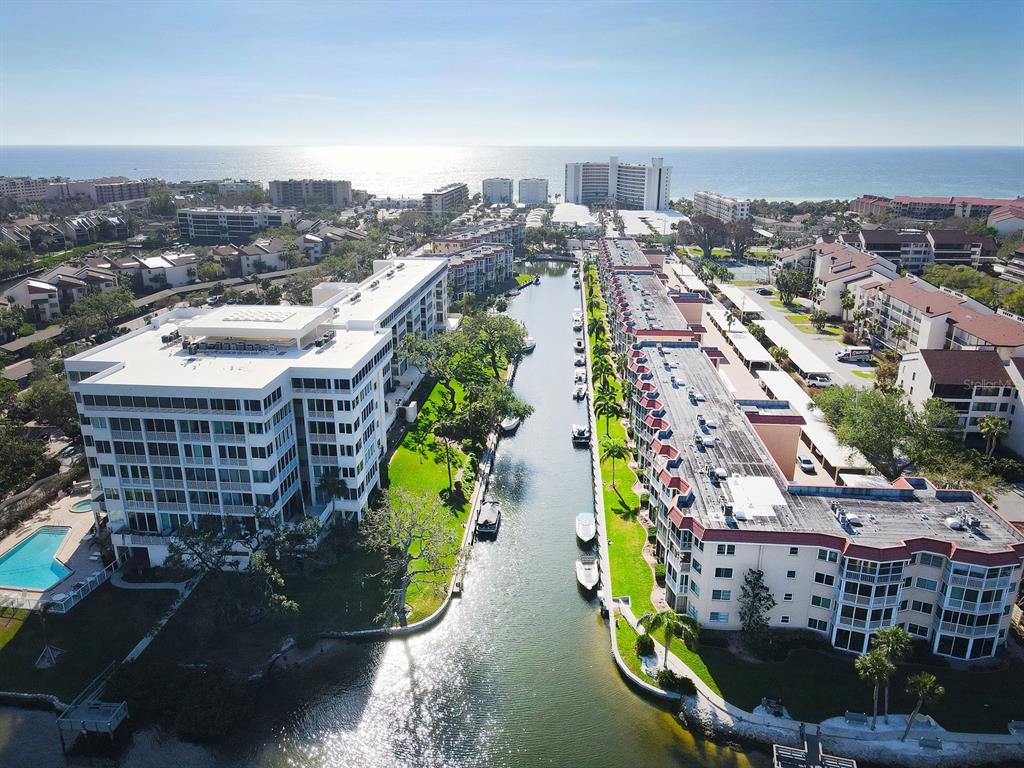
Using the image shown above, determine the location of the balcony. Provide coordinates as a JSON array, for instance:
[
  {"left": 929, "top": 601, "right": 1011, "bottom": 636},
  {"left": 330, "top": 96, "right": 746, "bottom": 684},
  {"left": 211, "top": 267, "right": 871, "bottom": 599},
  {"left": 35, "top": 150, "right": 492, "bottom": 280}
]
[
  {"left": 184, "top": 456, "right": 214, "bottom": 466},
  {"left": 838, "top": 593, "right": 901, "bottom": 609},
  {"left": 944, "top": 573, "right": 1012, "bottom": 590},
  {"left": 936, "top": 621, "right": 1000, "bottom": 638},
  {"left": 217, "top": 457, "right": 248, "bottom": 467},
  {"left": 213, "top": 433, "right": 246, "bottom": 444},
  {"left": 111, "top": 429, "right": 143, "bottom": 440}
]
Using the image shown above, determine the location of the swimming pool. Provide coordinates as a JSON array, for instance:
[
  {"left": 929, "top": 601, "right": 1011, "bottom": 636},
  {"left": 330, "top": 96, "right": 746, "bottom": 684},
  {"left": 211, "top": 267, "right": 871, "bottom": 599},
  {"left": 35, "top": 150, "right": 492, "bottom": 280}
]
[
  {"left": 0, "top": 527, "right": 71, "bottom": 590},
  {"left": 71, "top": 500, "right": 93, "bottom": 512}
]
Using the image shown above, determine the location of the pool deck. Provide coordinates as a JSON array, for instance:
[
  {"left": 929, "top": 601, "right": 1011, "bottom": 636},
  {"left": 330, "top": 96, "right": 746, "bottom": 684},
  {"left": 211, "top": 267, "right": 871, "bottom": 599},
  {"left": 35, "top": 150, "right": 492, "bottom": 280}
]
[{"left": 0, "top": 491, "right": 106, "bottom": 609}]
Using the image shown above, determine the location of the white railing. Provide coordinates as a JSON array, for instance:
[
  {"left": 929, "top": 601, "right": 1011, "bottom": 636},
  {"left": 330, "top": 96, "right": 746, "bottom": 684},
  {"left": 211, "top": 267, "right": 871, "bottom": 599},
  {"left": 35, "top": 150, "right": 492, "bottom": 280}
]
[{"left": 48, "top": 560, "right": 120, "bottom": 614}]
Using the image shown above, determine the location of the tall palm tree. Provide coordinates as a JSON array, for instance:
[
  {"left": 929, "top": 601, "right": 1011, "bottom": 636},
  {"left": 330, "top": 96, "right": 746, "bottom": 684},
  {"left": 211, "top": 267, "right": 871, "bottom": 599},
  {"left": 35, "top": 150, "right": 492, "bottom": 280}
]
[
  {"left": 890, "top": 324, "right": 909, "bottom": 353},
  {"left": 900, "top": 672, "right": 945, "bottom": 742},
  {"left": 594, "top": 394, "right": 624, "bottom": 438},
  {"left": 978, "top": 415, "right": 1009, "bottom": 457},
  {"left": 638, "top": 609, "right": 700, "bottom": 671},
  {"left": 840, "top": 288, "right": 855, "bottom": 321},
  {"left": 600, "top": 437, "right": 630, "bottom": 488},
  {"left": 592, "top": 320, "right": 606, "bottom": 342},
  {"left": 870, "top": 625, "right": 911, "bottom": 723},
  {"left": 769, "top": 345, "right": 789, "bottom": 369},
  {"left": 592, "top": 339, "right": 610, "bottom": 360},
  {"left": 592, "top": 355, "right": 613, "bottom": 388},
  {"left": 855, "top": 649, "right": 895, "bottom": 731}
]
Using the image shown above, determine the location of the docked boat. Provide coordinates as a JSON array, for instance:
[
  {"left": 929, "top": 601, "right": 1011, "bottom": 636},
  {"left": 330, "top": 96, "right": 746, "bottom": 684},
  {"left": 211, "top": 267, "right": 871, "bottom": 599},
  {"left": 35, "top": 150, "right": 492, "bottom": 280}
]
[
  {"left": 576, "top": 513, "right": 597, "bottom": 544},
  {"left": 571, "top": 308, "right": 583, "bottom": 321},
  {"left": 576, "top": 554, "right": 600, "bottom": 590},
  {"left": 573, "top": 279, "right": 581, "bottom": 289},
  {"left": 574, "top": 338, "right": 585, "bottom": 352},
  {"left": 500, "top": 416, "right": 521, "bottom": 434},
  {"left": 572, "top": 318, "right": 583, "bottom": 331},
  {"left": 573, "top": 354, "right": 586, "bottom": 367},
  {"left": 521, "top": 336, "right": 536, "bottom": 353},
  {"left": 476, "top": 500, "right": 501, "bottom": 538},
  {"left": 571, "top": 423, "right": 591, "bottom": 447},
  {"left": 533, "top": 276, "right": 541, "bottom": 285},
  {"left": 573, "top": 369, "right": 587, "bottom": 383},
  {"left": 507, "top": 288, "right": 521, "bottom": 297},
  {"left": 573, "top": 384, "right": 587, "bottom": 400}
]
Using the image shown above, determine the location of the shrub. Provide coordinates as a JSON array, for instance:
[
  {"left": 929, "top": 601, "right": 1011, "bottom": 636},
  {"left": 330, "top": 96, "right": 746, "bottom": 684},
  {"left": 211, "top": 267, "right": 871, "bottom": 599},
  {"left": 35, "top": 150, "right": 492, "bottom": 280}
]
[
  {"left": 842, "top": 331, "right": 858, "bottom": 345},
  {"left": 654, "top": 563, "right": 666, "bottom": 585},
  {"left": 646, "top": 525, "right": 658, "bottom": 542},
  {"left": 635, "top": 632, "right": 655, "bottom": 657},
  {"left": 656, "top": 667, "right": 680, "bottom": 690}
]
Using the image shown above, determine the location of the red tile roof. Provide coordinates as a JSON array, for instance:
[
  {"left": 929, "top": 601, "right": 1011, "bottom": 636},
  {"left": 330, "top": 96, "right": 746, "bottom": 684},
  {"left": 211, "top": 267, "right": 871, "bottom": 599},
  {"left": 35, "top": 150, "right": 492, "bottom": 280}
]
[{"left": 919, "top": 349, "right": 1011, "bottom": 387}]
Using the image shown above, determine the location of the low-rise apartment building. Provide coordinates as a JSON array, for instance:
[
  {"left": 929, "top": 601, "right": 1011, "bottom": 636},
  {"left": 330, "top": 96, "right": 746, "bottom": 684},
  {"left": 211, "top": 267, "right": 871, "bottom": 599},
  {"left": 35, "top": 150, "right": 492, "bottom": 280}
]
[
  {"left": 855, "top": 275, "right": 1024, "bottom": 359},
  {"left": 518, "top": 178, "right": 548, "bottom": 206},
  {"left": 47, "top": 179, "right": 149, "bottom": 205},
  {"left": 422, "top": 183, "right": 469, "bottom": 216},
  {"left": 431, "top": 220, "right": 525, "bottom": 254},
  {"left": 0, "top": 176, "right": 50, "bottom": 202},
  {"left": 807, "top": 242, "right": 899, "bottom": 317},
  {"left": 107, "top": 252, "right": 200, "bottom": 290},
  {"left": 269, "top": 179, "right": 352, "bottom": 208},
  {"left": 597, "top": 238, "right": 1024, "bottom": 662},
  {"left": 62, "top": 215, "right": 129, "bottom": 246},
  {"left": 3, "top": 264, "right": 118, "bottom": 322},
  {"left": 847, "top": 229, "right": 996, "bottom": 272},
  {"left": 988, "top": 206, "right": 1024, "bottom": 237},
  {"left": 482, "top": 178, "right": 513, "bottom": 206},
  {"left": 445, "top": 243, "right": 513, "bottom": 299},
  {"left": 693, "top": 190, "right": 750, "bottom": 222},
  {"left": 852, "top": 195, "right": 1024, "bottom": 221},
  {"left": 176, "top": 207, "right": 299, "bottom": 244}
]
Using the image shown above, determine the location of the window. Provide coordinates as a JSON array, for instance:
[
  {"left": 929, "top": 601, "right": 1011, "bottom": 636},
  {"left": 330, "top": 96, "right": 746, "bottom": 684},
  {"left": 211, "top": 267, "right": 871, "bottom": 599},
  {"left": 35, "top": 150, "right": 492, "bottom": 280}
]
[
  {"left": 814, "top": 572, "right": 835, "bottom": 586},
  {"left": 811, "top": 595, "right": 832, "bottom": 610},
  {"left": 808, "top": 618, "right": 829, "bottom": 632},
  {"left": 907, "top": 623, "right": 930, "bottom": 638},
  {"left": 915, "top": 552, "right": 944, "bottom": 569},
  {"left": 716, "top": 544, "right": 735, "bottom": 556},
  {"left": 910, "top": 600, "right": 933, "bottom": 615},
  {"left": 787, "top": 570, "right": 797, "bottom": 579},
  {"left": 714, "top": 567, "right": 733, "bottom": 579},
  {"left": 915, "top": 577, "right": 938, "bottom": 591},
  {"left": 691, "top": 560, "right": 702, "bottom": 575},
  {"left": 708, "top": 612, "right": 729, "bottom": 624},
  {"left": 689, "top": 580, "right": 700, "bottom": 597},
  {"left": 817, "top": 548, "right": 839, "bottom": 563},
  {"left": 711, "top": 589, "right": 731, "bottom": 601},
  {"left": 788, "top": 547, "right": 799, "bottom": 556},
  {"left": 780, "top": 616, "right": 790, "bottom": 624}
]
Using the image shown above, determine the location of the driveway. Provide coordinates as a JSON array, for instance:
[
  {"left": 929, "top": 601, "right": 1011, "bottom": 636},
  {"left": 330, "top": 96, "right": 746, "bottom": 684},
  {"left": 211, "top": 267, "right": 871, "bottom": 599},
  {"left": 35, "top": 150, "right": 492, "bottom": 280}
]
[{"left": 728, "top": 285, "right": 874, "bottom": 390}]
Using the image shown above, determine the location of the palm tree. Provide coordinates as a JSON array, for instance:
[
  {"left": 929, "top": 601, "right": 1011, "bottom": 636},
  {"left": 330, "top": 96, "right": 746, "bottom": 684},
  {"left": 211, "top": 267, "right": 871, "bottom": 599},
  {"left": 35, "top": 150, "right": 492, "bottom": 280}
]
[
  {"left": 978, "top": 415, "right": 1009, "bottom": 457},
  {"left": 592, "top": 320, "right": 606, "bottom": 342},
  {"left": 592, "top": 339, "right": 610, "bottom": 360},
  {"left": 890, "top": 324, "right": 909, "bottom": 353},
  {"left": 870, "top": 625, "right": 911, "bottom": 723},
  {"left": 900, "top": 672, "right": 945, "bottom": 742},
  {"left": 840, "top": 288, "right": 855, "bottom": 321},
  {"left": 769, "top": 345, "right": 789, "bottom": 369},
  {"left": 638, "top": 609, "right": 700, "bottom": 671},
  {"left": 592, "top": 355, "right": 614, "bottom": 388},
  {"left": 600, "top": 437, "right": 630, "bottom": 488},
  {"left": 594, "top": 394, "right": 624, "bottom": 438},
  {"left": 855, "top": 649, "right": 895, "bottom": 731}
]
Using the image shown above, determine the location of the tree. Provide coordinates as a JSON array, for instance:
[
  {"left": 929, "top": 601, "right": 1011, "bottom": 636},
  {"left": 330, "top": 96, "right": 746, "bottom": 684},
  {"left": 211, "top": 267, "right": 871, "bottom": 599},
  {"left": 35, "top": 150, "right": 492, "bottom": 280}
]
[
  {"left": 460, "top": 313, "right": 527, "bottom": 381},
  {"left": 738, "top": 568, "right": 776, "bottom": 651},
  {"left": 600, "top": 437, "right": 630, "bottom": 488},
  {"left": 22, "top": 371, "right": 78, "bottom": 434},
  {"left": 679, "top": 214, "right": 727, "bottom": 260},
  {"left": 810, "top": 309, "right": 830, "bottom": 333},
  {"left": 978, "top": 415, "right": 1009, "bottom": 457},
  {"left": 164, "top": 507, "right": 320, "bottom": 620},
  {"left": 775, "top": 265, "right": 812, "bottom": 306},
  {"left": 900, "top": 672, "right": 945, "bottom": 742},
  {"left": 839, "top": 288, "right": 856, "bottom": 321},
  {"left": 64, "top": 287, "right": 135, "bottom": 339},
  {"left": 0, "top": 421, "right": 49, "bottom": 496},
  {"left": 890, "top": 324, "right": 909, "bottom": 353},
  {"left": 592, "top": 355, "right": 614, "bottom": 388},
  {"left": 870, "top": 625, "right": 911, "bottom": 724},
  {"left": 197, "top": 260, "right": 222, "bottom": 282},
  {"left": 769, "top": 345, "right": 789, "bottom": 369},
  {"left": 362, "top": 488, "right": 466, "bottom": 625},
  {"left": 457, "top": 377, "right": 534, "bottom": 445},
  {"left": 726, "top": 220, "right": 756, "bottom": 261},
  {"left": 855, "top": 650, "right": 895, "bottom": 731},
  {"left": 401, "top": 331, "right": 482, "bottom": 420},
  {"left": 638, "top": 609, "right": 700, "bottom": 671},
  {"left": 594, "top": 392, "right": 624, "bottom": 437},
  {"left": 146, "top": 188, "right": 176, "bottom": 217}
]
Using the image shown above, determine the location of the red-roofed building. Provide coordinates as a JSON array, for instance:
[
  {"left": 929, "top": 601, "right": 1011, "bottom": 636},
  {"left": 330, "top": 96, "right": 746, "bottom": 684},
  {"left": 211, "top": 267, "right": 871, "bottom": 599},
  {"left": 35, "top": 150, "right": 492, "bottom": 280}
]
[{"left": 988, "top": 206, "right": 1024, "bottom": 238}]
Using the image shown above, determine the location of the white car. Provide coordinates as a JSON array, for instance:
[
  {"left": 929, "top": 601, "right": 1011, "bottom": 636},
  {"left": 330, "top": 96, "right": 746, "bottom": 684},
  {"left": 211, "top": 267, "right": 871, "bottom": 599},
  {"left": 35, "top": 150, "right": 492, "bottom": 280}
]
[{"left": 798, "top": 455, "right": 815, "bottom": 473}]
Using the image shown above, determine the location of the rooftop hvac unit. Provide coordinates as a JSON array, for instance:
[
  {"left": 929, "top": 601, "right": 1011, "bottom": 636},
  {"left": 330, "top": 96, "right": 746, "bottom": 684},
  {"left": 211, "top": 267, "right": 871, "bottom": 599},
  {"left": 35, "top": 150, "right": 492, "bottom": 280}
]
[
  {"left": 369, "top": 279, "right": 380, "bottom": 289},
  {"left": 396, "top": 262, "right": 406, "bottom": 270}
]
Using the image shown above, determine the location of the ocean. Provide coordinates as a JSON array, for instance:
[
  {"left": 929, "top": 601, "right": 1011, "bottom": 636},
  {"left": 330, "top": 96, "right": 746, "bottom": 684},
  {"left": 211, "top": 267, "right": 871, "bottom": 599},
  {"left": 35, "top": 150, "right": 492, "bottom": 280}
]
[{"left": 1, "top": 145, "right": 1021, "bottom": 202}]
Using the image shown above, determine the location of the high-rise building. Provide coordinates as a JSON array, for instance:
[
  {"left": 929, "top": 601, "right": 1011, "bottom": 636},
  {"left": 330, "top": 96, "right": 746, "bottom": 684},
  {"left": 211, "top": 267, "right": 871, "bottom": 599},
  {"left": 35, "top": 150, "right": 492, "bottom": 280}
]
[
  {"left": 518, "top": 178, "right": 548, "bottom": 206},
  {"left": 422, "top": 183, "right": 469, "bottom": 216},
  {"left": 67, "top": 257, "right": 448, "bottom": 568},
  {"left": 176, "top": 207, "right": 299, "bottom": 244},
  {"left": 268, "top": 179, "right": 352, "bottom": 208},
  {"left": 692, "top": 190, "right": 750, "bottom": 222},
  {"left": 481, "top": 178, "right": 513, "bottom": 206},
  {"left": 564, "top": 157, "right": 671, "bottom": 210}
]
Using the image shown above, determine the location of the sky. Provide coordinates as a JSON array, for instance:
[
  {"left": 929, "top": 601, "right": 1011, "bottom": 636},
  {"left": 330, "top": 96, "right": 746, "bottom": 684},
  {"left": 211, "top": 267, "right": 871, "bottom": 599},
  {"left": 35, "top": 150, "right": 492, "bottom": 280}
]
[{"left": 1, "top": 0, "right": 1022, "bottom": 147}]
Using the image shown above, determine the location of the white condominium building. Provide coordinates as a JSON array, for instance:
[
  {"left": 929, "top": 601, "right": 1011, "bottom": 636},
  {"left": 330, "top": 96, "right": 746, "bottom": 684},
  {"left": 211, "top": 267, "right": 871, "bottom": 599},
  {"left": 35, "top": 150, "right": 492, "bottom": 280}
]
[
  {"left": 422, "top": 183, "right": 469, "bottom": 216},
  {"left": 518, "top": 178, "right": 548, "bottom": 206},
  {"left": 176, "top": 207, "right": 299, "bottom": 244},
  {"left": 597, "top": 238, "right": 1024, "bottom": 662},
  {"left": 693, "top": 190, "right": 750, "bottom": 222},
  {"left": 482, "top": 178, "right": 513, "bottom": 206},
  {"left": 430, "top": 220, "right": 525, "bottom": 254},
  {"left": 269, "top": 179, "right": 352, "bottom": 208},
  {"left": 445, "top": 243, "right": 514, "bottom": 299},
  {"left": 0, "top": 176, "right": 49, "bottom": 202},
  {"left": 67, "top": 257, "right": 448, "bottom": 570},
  {"left": 564, "top": 156, "right": 671, "bottom": 210}
]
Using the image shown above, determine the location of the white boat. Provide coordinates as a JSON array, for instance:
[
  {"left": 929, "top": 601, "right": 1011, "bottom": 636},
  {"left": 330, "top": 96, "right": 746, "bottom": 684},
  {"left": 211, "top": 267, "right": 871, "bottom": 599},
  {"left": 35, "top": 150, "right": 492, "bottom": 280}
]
[
  {"left": 507, "top": 288, "right": 521, "bottom": 297},
  {"left": 573, "top": 370, "right": 586, "bottom": 383},
  {"left": 476, "top": 500, "right": 501, "bottom": 538},
  {"left": 576, "top": 554, "right": 600, "bottom": 590},
  {"left": 522, "top": 336, "right": 536, "bottom": 352},
  {"left": 571, "top": 424, "right": 591, "bottom": 447},
  {"left": 576, "top": 513, "right": 597, "bottom": 544},
  {"left": 574, "top": 338, "right": 585, "bottom": 352},
  {"left": 571, "top": 308, "right": 583, "bottom": 321},
  {"left": 572, "top": 319, "right": 584, "bottom": 331},
  {"left": 533, "top": 276, "right": 541, "bottom": 285},
  {"left": 573, "top": 384, "right": 587, "bottom": 400},
  {"left": 500, "top": 416, "right": 521, "bottom": 434},
  {"left": 573, "top": 354, "right": 586, "bottom": 367}
]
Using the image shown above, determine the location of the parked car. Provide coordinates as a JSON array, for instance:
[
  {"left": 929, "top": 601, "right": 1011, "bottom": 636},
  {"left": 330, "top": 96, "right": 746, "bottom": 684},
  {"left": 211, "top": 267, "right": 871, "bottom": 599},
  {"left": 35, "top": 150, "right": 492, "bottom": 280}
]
[
  {"left": 756, "top": 287, "right": 773, "bottom": 295},
  {"left": 798, "top": 455, "right": 815, "bottom": 473}
]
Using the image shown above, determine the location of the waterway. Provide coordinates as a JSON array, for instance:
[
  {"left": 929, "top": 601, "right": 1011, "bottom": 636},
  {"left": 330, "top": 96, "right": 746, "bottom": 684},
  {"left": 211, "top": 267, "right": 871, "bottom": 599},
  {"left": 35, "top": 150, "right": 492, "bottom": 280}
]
[{"left": 0, "top": 262, "right": 766, "bottom": 768}]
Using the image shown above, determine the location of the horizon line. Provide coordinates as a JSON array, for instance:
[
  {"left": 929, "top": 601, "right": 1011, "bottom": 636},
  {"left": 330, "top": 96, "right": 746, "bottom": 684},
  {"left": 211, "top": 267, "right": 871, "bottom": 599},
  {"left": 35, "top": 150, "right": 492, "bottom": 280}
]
[{"left": 2, "top": 143, "right": 1022, "bottom": 150}]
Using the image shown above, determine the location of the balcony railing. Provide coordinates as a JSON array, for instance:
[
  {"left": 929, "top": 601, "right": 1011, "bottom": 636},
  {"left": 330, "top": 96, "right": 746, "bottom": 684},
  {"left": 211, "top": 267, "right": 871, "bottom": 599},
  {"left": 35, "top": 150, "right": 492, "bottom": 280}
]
[{"left": 936, "top": 621, "right": 1000, "bottom": 638}]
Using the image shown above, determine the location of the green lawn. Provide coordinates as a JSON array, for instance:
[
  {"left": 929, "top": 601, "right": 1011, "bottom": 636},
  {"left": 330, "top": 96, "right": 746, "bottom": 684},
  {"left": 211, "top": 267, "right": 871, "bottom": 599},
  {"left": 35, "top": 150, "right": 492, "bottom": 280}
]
[
  {"left": 785, "top": 313, "right": 811, "bottom": 323},
  {"left": 0, "top": 585, "right": 176, "bottom": 700},
  {"left": 515, "top": 273, "right": 535, "bottom": 286},
  {"left": 615, "top": 614, "right": 721, "bottom": 694},
  {"left": 700, "top": 646, "right": 1024, "bottom": 733},
  {"left": 852, "top": 370, "right": 876, "bottom": 380}
]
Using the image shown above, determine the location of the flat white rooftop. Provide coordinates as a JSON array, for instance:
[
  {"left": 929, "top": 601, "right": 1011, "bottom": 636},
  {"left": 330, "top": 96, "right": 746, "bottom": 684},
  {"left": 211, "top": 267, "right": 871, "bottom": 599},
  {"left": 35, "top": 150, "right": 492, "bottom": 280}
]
[
  {"left": 718, "top": 284, "right": 763, "bottom": 315},
  {"left": 552, "top": 203, "right": 597, "bottom": 227},
  {"left": 615, "top": 209, "right": 687, "bottom": 237},
  {"left": 707, "top": 308, "right": 774, "bottom": 365},
  {"left": 754, "top": 318, "right": 835, "bottom": 377},
  {"left": 69, "top": 309, "right": 386, "bottom": 390},
  {"left": 319, "top": 257, "right": 446, "bottom": 328},
  {"left": 178, "top": 305, "right": 333, "bottom": 341}
]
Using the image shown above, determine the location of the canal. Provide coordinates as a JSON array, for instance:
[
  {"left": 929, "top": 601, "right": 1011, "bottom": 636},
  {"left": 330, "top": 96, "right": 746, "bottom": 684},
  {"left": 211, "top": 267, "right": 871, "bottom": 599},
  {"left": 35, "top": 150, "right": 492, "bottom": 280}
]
[{"left": 0, "top": 262, "right": 765, "bottom": 768}]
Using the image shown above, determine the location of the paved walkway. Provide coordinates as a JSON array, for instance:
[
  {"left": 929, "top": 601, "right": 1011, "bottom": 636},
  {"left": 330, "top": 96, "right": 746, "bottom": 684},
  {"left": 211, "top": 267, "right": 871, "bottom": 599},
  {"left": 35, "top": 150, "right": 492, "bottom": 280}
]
[{"left": 110, "top": 573, "right": 188, "bottom": 593}]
